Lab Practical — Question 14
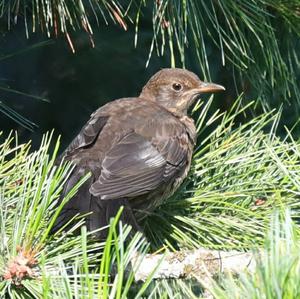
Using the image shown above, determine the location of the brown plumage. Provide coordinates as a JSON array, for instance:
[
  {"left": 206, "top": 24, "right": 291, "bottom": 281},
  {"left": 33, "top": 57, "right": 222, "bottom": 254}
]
[{"left": 53, "top": 68, "right": 225, "bottom": 237}]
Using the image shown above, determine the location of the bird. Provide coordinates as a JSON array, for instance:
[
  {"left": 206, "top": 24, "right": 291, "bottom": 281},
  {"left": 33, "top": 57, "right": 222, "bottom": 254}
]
[{"left": 52, "top": 68, "right": 225, "bottom": 238}]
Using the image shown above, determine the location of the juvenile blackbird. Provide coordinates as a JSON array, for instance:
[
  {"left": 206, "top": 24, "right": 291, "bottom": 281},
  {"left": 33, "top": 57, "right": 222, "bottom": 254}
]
[{"left": 53, "top": 68, "right": 225, "bottom": 237}]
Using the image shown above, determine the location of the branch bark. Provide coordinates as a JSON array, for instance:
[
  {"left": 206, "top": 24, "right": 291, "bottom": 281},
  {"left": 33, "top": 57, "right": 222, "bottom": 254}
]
[{"left": 132, "top": 248, "right": 257, "bottom": 281}]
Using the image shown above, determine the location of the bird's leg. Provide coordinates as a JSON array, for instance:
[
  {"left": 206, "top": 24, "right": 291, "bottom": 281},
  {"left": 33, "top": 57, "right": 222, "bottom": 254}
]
[
  {"left": 89, "top": 198, "right": 143, "bottom": 240},
  {"left": 106, "top": 198, "right": 143, "bottom": 235}
]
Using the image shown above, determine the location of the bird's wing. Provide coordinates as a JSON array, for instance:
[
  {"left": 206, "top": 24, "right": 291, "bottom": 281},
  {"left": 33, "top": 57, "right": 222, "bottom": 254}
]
[
  {"left": 90, "top": 128, "right": 189, "bottom": 200},
  {"left": 63, "top": 115, "right": 109, "bottom": 158}
]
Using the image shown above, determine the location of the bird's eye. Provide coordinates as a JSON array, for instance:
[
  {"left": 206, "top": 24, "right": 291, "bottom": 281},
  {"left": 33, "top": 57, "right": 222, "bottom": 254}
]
[{"left": 172, "top": 83, "right": 182, "bottom": 91}]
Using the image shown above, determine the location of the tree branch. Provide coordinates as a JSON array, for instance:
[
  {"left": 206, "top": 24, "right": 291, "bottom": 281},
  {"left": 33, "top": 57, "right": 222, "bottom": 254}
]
[{"left": 132, "top": 248, "right": 257, "bottom": 281}]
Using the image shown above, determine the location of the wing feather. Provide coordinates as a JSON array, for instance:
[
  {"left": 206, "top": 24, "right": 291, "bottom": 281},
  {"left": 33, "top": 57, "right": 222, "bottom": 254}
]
[
  {"left": 90, "top": 132, "right": 166, "bottom": 199},
  {"left": 64, "top": 116, "right": 109, "bottom": 158},
  {"left": 90, "top": 128, "right": 189, "bottom": 200}
]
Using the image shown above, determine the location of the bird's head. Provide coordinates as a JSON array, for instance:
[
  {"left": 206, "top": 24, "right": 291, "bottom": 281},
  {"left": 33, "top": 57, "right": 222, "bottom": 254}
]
[{"left": 140, "top": 68, "right": 225, "bottom": 115}]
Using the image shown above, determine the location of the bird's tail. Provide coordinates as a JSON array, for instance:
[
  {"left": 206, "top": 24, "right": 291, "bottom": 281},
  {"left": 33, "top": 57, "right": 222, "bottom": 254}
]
[
  {"left": 51, "top": 166, "right": 94, "bottom": 234},
  {"left": 51, "top": 166, "right": 142, "bottom": 239}
]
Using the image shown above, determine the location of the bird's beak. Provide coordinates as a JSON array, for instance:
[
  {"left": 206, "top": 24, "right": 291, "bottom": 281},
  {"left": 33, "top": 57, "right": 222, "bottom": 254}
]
[{"left": 194, "top": 82, "right": 225, "bottom": 94}]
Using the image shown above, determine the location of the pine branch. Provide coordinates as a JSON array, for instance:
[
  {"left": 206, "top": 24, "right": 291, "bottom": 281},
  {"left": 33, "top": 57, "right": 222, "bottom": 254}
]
[{"left": 133, "top": 248, "right": 256, "bottom": 281}]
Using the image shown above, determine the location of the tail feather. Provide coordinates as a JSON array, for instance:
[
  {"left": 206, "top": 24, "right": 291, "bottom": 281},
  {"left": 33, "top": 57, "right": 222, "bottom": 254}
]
[
  {"left": 52, "top": 166, "right": 142, "bottom": 239},
  {"left": 51, "top": 166, "right": 94, "bottom": 233}
]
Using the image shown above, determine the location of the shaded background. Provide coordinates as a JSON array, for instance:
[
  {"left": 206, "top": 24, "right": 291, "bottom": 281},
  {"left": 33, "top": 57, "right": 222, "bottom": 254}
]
[{"left": 0, "top": 22, "right": 228, "bottom": 150}]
